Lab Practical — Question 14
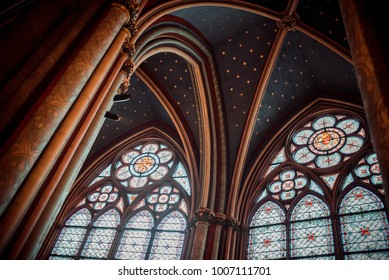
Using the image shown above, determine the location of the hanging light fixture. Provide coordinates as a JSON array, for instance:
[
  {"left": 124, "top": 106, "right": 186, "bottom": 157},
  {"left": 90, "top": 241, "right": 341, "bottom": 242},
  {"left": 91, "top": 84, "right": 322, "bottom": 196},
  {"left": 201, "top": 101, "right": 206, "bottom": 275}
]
[{"left": 104, "top": 111, "right": 122, "bottom": 121}]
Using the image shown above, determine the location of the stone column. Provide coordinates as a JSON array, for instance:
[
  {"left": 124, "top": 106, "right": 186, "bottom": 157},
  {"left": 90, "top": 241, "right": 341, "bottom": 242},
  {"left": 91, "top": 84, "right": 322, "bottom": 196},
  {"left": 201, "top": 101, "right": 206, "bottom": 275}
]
[
  {"left": 190, "top": 207, "right": 214, "bottom": 260},
  {"left": 16, "top": 53, "right": 129, "bottom": 260},
  {"left": 0, "top": 0, "right": 105, "bottom": 133},
  {"left": 0, "top": 3, "right": 130, "bottom": 217},
  {"left": 211, "top": 213, "right": 225, "bottom": 259},
  {"left": 224, "top": 217, "right": 240, "bottom": 260},
  {"left": 339, "top": 1, "right": 389, "bottom": 206}
]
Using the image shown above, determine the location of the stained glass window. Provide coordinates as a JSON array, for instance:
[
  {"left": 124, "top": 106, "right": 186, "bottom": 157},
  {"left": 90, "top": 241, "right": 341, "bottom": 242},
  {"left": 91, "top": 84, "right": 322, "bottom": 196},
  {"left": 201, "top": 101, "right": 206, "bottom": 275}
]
[
  {"left": 290, "top": 195, "right": 334, "bottom": 259},
  {"left": 339, "top": 187, "right": 389, "bottom": 259},
  {"left": 49, "top": 208, "right": 91, "bottom": 259},
  {"left": 48, "top": 140, "right": 191, "bottom": 260},
  {"left": 290, "top": 114, "right": 365, "bottom": 169},
  {"left": 248, "top": 110, "right": 389, "bottom": 260},
  {"left": 248, "top": 202, "right": 286, "bottom": 260},
  {"left": 149, "top": 211, "right": 187, "bottom": 260}
]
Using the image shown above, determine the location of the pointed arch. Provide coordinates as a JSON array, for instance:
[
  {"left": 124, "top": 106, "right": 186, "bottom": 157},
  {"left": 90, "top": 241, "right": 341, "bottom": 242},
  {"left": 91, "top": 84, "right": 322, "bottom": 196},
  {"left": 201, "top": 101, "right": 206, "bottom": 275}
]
[
  {"left": 338, "top": 186, "right": 389, "bottom": 259},
  {"left": 289, "top": 194, "right": 334, "bottom": 259},
  {"left": 242, "top": 101, "right": 389, "bottom": 259},
  {"left": 247, "top": 200, "right": 287, "bottom": 260},
  {"left": 43, "top": 128, "right": 194, "bottom": 260},
  {"left": 134, "top": 21, "right": 227, "bottom": 212}
]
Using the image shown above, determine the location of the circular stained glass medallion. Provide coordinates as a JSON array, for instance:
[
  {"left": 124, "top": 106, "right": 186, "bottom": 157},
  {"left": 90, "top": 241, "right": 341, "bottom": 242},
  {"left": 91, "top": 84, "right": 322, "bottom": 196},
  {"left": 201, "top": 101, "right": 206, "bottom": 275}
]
[
  {"left": 308, "top": 128, "right": 345, "bottom": 155},
  {"left": 130, "top": 153, "right": 159, "bottom": 176}
]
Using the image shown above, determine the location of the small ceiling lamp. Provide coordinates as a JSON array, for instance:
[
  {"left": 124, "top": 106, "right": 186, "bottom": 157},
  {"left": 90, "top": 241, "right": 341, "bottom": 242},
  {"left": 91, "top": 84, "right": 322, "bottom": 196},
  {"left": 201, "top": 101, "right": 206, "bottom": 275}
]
[{"left": 104, "top": 111, "right": 122, "bottom": 121}]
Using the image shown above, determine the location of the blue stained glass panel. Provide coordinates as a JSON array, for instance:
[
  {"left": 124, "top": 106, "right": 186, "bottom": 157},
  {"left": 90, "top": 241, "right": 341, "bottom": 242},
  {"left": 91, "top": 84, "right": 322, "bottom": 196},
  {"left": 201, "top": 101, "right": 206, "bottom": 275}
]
[
  {"left": 344, "top": 252, "right": 389, "bottom": 260},
  {"left": 312, "top": 116, "right": 336, "bottom": 130},
  {"left": 149, "top": 231, "right": 185, "bottom": 260},
  {"left": 291, "top": 195, "right": 329, "bottom": 221},
  {"left": 51, "top": 227, "right": 87, "bottom": 257},
  {"left": 292, "top": 129, "right": 314, "bottom": 145},
  {"left": 340, "top": 187, "right": 384, "bottom": 214},
  {"left": 65, "top": 208, "right": 91, "bottom": 226},
  {"left": 81, "top": 228, "right": 117, "bottom": 259},
  {"left": 250, "top": 201, "right": 285, "bottom": 227},
  {"left": 115, "top": 230, "right": 152, "bottom": 260},
  {"left": 309, "top": 181, "right": 324, "bottom": 196},
  {"left": 172, "top": 162, "right": 191, "bottom": 195},
  {"left": 340, "top": 211, "right": 389, "bottom": 255},
  {"left": 93, "top": 209, "right": 120, "bottom": 227},
  {"left": 126, "top": 210, "right": 154, "bottom": 229},
  {"left": 293, "top": 147, "right": 315, "bottom": 164},
  {"left": 157, "top": 211, "right": 186, "bottom": 231},
  {"left": 247, "top": 224, "right": 286, "bottom": 260},
  {"left": 336, "top": 118, "right": 360, "bottom": 134},
  {"left": 290, "top": 218, "right": 334, "bottom": 258}
]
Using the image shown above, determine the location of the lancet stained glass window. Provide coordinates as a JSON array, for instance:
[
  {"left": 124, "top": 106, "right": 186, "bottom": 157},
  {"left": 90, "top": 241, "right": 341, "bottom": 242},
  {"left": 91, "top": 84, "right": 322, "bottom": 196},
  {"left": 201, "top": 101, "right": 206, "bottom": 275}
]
[
  {"left": 48, "top": 140, "right": 191, "bottom": 260},
  {"left": 248, "top": 110, "right": 389, "bottom": 260}
]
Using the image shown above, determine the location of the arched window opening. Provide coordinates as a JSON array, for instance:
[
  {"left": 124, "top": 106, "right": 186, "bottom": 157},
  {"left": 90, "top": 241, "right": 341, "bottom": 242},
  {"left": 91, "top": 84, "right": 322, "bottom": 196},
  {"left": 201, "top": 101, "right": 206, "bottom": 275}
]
[
  {"left": 290, "top": 195, "right": 334, "bottom": 259},
  {"left": 47, "top": 139, "right": 192, "bottom": 260},
  {"left": 248, "top": 167, "right": 330, "bottom": 260},
  {"left": 247, "top": 110, "right": 389, "bottom": 260},
  {"left": 339, "top": 187, "right": 389, "bottom": 259},
  {"left": 247, "top": 201, "right": 286, "bottom": 260}
]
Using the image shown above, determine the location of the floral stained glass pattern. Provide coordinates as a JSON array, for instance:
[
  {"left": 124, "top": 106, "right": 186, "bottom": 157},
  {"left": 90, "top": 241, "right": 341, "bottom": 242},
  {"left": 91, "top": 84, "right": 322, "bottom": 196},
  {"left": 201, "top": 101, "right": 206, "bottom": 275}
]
[
  {"left": 291, "top": 114, "right": 364, "bottom": 169},
  {"left": 249, "top": 111, "right": 389, "bottom": 260},
  {"left": 49, "top": 139, "right": 191, "bottom": 260},
  {"left": 354, "top": 152, "right": 383, "bottom": 185},
  {"left": 115, "top": 142, "right": 174, "bottom": 188},
  {"left": 267, "top": 169, "right": 308, "bottom": 202}
]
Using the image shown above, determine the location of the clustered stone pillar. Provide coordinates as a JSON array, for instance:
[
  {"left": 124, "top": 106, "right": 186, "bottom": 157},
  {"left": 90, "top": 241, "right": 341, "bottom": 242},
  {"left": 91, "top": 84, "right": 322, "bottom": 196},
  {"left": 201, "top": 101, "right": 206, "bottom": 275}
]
[
  {"left": 0, "top": 3, "right": 130, "bottom": 217},
  {"left": 0, "top": 0, "right": 105, "bottom": 133},
  {"left": 0, "top": 1, "right": 137, "bottom": 258},
  {"left": 339, "top": 1, "right": 389, "bottom": 207}
]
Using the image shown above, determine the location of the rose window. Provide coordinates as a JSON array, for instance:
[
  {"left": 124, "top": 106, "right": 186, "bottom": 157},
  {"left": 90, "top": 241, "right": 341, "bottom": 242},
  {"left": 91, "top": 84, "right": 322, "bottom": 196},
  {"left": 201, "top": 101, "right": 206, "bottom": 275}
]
[
  {"left": 354, "top": 153, "right": 383, "bottom": 185},
  {"left": 114, "top": 142, "right": 174, "bottom": 188},
  {"left": 146, "top": 185, "right": 180, "bottom": 212},
  {"left": 268, "top": 169, "right": 308, "bottom": 201},
  {"left": 87, "top": 185, "right": 119, "bottom": 210},
  {"left": 291, "top": 114, "right": 365, "bottom": 168}
]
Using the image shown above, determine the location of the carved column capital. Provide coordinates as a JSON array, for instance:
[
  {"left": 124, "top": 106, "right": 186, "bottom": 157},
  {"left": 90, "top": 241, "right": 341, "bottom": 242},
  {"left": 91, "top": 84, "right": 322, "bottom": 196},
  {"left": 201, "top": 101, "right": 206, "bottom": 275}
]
[
  {"left": 195, "top": 207, "right": 215, "bottom": 224},
  {"left": 226, "top": 217, "right": 240, "bottom": 231},
  {"left": 113, "top": 0, "right": 140, "bottom": 36},
  {"left": 121, "top": 37, "right": 136, "bottom": 57},
  {"left": 213, "top": 213, "right": 226, "bottom": 226},
  {"left": 277, "top": 14, "right": 298, "bottom": 31}
]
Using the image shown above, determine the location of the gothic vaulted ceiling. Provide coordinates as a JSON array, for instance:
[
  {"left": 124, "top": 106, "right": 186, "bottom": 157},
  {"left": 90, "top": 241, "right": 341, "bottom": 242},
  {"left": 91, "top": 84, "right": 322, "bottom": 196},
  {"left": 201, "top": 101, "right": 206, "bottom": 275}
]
[{"left": 88, "top": 0, "right": 362, "bottom": 205}]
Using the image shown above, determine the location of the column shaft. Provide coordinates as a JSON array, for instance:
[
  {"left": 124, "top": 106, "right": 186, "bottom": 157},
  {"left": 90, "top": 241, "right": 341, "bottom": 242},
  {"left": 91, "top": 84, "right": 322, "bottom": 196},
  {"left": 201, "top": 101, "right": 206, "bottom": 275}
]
[
  {"left": 0, "top": 3, "right": 129, "bottom": 217},
  {"left": 0, "top": 0, "right": 105, "bottom": 133},
  {"left": 339, "top": 0, "right": 389, "bottom": 206},
  {"left": 20, "top": 56, "right": 128, "bottom": 260},
  {"left": 190, "top": 221, "right": 210, "bottom": 260}
]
